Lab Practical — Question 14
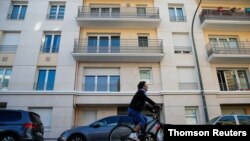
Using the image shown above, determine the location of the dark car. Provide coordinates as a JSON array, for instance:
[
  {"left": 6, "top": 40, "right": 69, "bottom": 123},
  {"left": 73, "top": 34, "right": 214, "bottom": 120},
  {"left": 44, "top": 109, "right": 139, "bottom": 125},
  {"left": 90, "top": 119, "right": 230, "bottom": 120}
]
[
  {"left": 58, "top": 115, "right": 153, "bottom": 141},
  {"left": 0, "top": 109, "right": 44, "bottom": 141}
]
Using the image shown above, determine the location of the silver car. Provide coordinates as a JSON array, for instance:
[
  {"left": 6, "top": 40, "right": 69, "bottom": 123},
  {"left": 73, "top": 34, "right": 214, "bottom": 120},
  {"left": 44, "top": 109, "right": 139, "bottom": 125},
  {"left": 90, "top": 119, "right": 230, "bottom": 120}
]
[
  {"left": 206, "top": 114, "right": 250, "bottom": 125},
  {"left": 58, "top": 115, "right": 152, "bottom": 141}
]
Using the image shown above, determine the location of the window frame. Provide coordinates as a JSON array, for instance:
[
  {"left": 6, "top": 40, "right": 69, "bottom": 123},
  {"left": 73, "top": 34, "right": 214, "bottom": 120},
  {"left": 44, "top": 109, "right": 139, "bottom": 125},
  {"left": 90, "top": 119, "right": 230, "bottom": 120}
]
[
  {"left": 84, "top": 75, "right": 120, "bottom": 92},
  {"left": 47, "top": 3, "right": 65, "bottom": 20},
  {"left": 168, "top": 6, "right": 186, "bottom": 22},
  {"left": 0, "top": 68, "right": 12, "bottom": 90},
  {"left": 139, "top": 67, "right": 152, "bottom": 84},
  {"left": 36, "top": 68, "right": 56, "bottom": 91},
  {"left": 42, "top": 32, "right": 61, "bottom": 53},
  {"left": 185, "top": 107, "right": 199, "bottom": 125},
  {"left": 8, "top": 2, "right": 28, "bottom": 20}
]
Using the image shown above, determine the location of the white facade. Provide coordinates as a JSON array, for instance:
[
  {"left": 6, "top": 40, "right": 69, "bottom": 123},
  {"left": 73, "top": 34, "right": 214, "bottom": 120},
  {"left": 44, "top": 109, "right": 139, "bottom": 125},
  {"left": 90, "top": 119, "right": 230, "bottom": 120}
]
[{"left": 1, "top": 0, "right": 250, "bottom": 140}]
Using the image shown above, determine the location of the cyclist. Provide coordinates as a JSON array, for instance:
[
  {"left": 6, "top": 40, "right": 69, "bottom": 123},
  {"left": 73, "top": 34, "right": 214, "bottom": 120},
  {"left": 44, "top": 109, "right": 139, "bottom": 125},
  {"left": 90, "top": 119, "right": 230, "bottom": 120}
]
[{"left": 128, "top": 81, "right": 161, "bottom": 141}]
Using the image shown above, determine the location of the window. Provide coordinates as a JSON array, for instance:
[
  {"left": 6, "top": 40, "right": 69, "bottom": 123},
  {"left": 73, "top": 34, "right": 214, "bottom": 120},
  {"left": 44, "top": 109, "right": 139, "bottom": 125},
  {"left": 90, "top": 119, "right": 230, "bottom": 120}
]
[
  {"left": 168, "top": 5, "right": 186, "bottom": 22},
  {"left": 83, "top": 68, "right": 120, "bottom": 92},
  {"left": 0, "top": 32, "right": 20, "bottom": 53},
  {"left": 0, "top": 68, "right": 12, "bottom": 90},
  {"left": 29, "top": 108, "right": 52, "bottom": 131},
  {"left": 42, "top": 33, "right": 61, "bottom": 53},
  {"left": 217, "top": 69, "right": 250, "bottom": 91},
  {"left": 177, "top": 67, "right": 198, "bottom": 90},
  {"left": 0, "top": 111, "right": 22, "bottom": 122},
  {"left": 138, "top": 36, "right": 148, "bottom": 47},
  {"left": 8, "top": 1, "right": 27, "bottom": 20},
  {"left": 139, "top": 68, "right": 152, "bottom": 84},
  {"left": 87, "top": 35, "right": 120, "bottom": 53},
  {"left": 90, "top": 7, "right": 120, "bottom": 17},
  {"left": 36, "top": 68, "right": 56, "bottom": 90},
  {"left": 185, "top": 107, "right": 199, "bottom": 124},
  {"left": 48, "top": 3, "right": 65, "bottom": 20},
  {"left": 137, "top": 7, "right": 146, "bottom": 16},
  {"left": 173, "top": 33, "right": 192, "bottom": 54},
  {"left": 209, "top": 36, "right": 239, "bottom": 51},
  {"left": 238, "top": 116, "right": 250, "bottom": 125},
  {"left": 217, "top": 116, "right": 236, "bottom": 125}
]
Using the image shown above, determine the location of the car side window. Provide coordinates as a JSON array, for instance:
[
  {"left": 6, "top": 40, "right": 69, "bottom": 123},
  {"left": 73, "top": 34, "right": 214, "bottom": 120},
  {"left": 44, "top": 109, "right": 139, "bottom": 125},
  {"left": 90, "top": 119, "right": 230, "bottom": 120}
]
[
  {"left": 0, "top": 111, "right": 22, "bottom": 122},
  {"left": 238, "top": 116, "right": 250, "bottom": 125},
  {"left": 98, "top": 116, "right": 119, "bottom": 127},
  {"left": 119, "top": 116, "right": 134, "bottom": 126},
  {"left": 217, "top": 116, "right": 236, "bottom": 125}
]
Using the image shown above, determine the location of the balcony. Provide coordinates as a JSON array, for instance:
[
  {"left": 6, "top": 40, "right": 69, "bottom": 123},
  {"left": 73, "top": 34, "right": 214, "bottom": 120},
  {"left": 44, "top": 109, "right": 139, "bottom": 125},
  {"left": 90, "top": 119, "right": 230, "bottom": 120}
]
[
  {"left": 76, "top": 6, "right": 160, "bottom": 28},
  {"left": 200, "top": 9, "right": 250, "bottom": 31},
  {"left": 219, "top": 83, "right": 250, "bottom": 91},
  {"left": 0, "top": 45, "right": 17, "bottom": 53},
  {"left": 72, "top": 38, "right": 164, "bottom": 62},
  {"left": 207, "top": 41, "right": 250, "bottom": 63}
]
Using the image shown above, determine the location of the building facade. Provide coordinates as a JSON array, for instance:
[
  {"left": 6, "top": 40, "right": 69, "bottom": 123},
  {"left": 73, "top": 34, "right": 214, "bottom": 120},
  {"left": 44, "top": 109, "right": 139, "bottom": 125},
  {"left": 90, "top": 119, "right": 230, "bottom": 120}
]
[{"left": 0, "top": 0, "right": 250, "bottom": 139}]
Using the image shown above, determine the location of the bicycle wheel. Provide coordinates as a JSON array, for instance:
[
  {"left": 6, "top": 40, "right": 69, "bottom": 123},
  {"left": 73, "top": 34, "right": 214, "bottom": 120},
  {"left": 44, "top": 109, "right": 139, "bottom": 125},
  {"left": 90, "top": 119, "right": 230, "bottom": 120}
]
[
  {"left": 156, "top": 128, "right": 164, "bottom": 141},
  {"left": 109, "top": 125, "right": 134, "bottom": 141}
]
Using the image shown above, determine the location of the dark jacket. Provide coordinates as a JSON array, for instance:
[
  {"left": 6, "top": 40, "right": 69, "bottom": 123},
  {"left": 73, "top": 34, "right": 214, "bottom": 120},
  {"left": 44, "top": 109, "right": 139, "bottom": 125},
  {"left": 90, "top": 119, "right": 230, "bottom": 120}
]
[{"left": 129, "top": 89, "right": 156, "bottom": 112}]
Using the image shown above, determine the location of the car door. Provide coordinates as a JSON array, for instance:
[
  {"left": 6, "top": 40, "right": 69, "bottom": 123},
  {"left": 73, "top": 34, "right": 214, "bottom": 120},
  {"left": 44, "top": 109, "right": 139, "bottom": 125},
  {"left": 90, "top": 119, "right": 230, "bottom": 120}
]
[{"left": 87, "top": 116, "right": 119, "bottom": 141}]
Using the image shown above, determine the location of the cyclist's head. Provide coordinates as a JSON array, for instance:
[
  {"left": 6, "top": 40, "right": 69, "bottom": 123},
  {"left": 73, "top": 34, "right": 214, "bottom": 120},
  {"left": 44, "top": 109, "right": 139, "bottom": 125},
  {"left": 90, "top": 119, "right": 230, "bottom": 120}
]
[{"left": 137, "top": 81, "right": 148, "bottom": 91}]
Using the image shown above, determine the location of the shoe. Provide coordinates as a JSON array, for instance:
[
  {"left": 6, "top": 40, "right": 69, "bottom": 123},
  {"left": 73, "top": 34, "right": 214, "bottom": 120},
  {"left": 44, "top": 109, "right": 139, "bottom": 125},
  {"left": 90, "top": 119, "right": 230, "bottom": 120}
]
[{"left": 129, "top": 133, "right": 140, "bottom": 141}]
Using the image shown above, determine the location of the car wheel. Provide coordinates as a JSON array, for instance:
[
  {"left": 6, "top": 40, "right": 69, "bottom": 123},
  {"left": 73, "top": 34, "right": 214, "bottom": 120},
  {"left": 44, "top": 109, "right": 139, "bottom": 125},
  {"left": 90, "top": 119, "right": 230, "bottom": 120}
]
[
  {"left": 68, "top": 134, "right": 85, "bottom": 141},
  {"left": 0, "top": 134, "right": 17, "bottom": 141}
]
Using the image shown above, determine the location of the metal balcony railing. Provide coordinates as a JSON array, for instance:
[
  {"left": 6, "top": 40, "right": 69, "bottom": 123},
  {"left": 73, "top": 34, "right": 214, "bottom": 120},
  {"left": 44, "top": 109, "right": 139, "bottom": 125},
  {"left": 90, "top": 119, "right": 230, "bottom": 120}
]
[
  {"left": 219, "top": 83, "right": 250, "bottom": 91},
  {"left": 0, "top": 45, "right": 17, "bottom": 53},
  {"left": 74, "top": 39, "right": 163, "bottom": 53},
  {"left": 46, "top": 14, "right": 64, "bottom": 20},
  {"left": 82, "top": 83, "right": 120, "bottom": 92},
  {"left": 206, "top": 41, "right": 250, "bottom": 56},
  {"left": 200, "top": 9, "right": 250, "bottom": 23},
  {"left": 77, "top": 6, "right": 159, "bottom": 19}
]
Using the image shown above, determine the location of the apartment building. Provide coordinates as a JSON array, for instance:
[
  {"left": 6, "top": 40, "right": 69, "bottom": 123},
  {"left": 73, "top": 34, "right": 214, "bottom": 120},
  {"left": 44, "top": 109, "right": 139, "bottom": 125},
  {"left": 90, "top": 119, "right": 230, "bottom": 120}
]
[{"left": 0, "top": 0, "right": 250, "bottom": 139}]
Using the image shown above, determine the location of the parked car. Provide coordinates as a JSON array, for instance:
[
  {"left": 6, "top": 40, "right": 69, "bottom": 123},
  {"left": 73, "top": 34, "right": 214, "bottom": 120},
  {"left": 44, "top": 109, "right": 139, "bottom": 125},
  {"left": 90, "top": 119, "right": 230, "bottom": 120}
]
[
  {"left": 58, "top": 115, "right": 153, "bottom": 141},
  {"left": 206, "top": 114, "right": 250, "bottom": 125},
  {"left": 0, "top": 109, "right": 44, "bottom": 141}
]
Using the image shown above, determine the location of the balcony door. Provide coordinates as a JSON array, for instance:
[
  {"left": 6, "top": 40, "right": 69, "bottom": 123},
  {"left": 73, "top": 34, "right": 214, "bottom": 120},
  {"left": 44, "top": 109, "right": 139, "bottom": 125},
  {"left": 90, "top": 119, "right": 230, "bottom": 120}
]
[
  {"left": 90, "top": 7, "right": 120, "bottom": 17},
  {"left": 87, "top": 35, "right": 120, "bottom": 53}
]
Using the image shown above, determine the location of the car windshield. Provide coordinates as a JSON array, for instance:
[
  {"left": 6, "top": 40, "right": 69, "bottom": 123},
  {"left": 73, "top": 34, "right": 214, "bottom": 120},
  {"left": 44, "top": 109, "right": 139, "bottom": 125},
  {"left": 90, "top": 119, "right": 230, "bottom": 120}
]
[{"left": 207, "top": 116, "right": 220, "bottom": 125}]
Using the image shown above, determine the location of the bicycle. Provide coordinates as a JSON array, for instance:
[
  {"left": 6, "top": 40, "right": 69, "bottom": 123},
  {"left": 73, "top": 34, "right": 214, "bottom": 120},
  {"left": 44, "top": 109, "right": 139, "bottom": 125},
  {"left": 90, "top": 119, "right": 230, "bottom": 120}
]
[{"left": 109, "top": 108, "right": 164, "bottom": 141}]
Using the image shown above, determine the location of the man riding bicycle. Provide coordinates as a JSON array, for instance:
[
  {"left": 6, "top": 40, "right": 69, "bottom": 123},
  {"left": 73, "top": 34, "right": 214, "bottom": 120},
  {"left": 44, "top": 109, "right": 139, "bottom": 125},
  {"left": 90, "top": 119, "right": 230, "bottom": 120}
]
[{"left": 128, "top": 81, "right": 161, "bottom": 141}]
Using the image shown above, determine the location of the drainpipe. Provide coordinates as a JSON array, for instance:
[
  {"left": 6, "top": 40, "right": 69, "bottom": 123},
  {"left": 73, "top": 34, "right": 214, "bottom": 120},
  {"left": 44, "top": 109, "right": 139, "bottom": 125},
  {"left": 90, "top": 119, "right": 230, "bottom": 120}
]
[{"left": 191, "top": 0, "right": 209, "bottom": 122}]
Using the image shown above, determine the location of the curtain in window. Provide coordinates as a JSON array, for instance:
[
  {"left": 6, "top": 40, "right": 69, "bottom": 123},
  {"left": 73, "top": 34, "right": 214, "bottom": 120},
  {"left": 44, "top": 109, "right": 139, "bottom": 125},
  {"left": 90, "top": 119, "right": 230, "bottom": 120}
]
[
  {"left": 111, "top": 36, "right": 120, "bottom": 53},
  {"left": 11, "top": 5, "right": 20, "bottom": 19},
  {"left": 176, "top": 8, "right": 184, "bottom": 21},
  {"left": 110, "top": 76, "right": 120, "bottom": 92},
  {"left": 44, "top": 35, "right": 52, "bottom": 52},
  {"left": 97, "top": 76, "right": 107, "bottom": 91},
  {"left": 49, "top": 6, "right": 57, "bottom": 19},
  {"left": 99, "top": 36, "right": 109, "bottom": 53},
  {"left": 168, "top": 8, "right": 176, "bottom": 21},
  {"left": 46, "top": 70, "right": 56, "bottom": 90},
  {"left": 87, "top": 36, "right": 97, "bottom": 53},
  {"left": 58, "top": 6, "right": 65, "bottom": 19},
  {"left": 37, "top": 70, "right": 46, "bottom": 90},
  {"left": 84, "top": 76, "right": 95, "bottom": 91},
  {"left": 52, "top": 35, "right": 60, "bottom": 53}
]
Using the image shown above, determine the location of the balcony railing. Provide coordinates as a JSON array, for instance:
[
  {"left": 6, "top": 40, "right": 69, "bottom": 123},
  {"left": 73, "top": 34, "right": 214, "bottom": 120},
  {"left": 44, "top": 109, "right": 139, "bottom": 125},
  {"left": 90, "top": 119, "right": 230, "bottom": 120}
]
[
  {"left": 170, "top": 16, "right": 187, "bottom": 22},
  {"left": 74, "top": 39, "right": 163, "bottom": 53},
  {"left": 77, "top": 6, "right": 159, "bottom": 19},
  {"left": 0, "top": 45, "right": 17, "bottom": 53},
  {"left": 219, "top": 83, "right": 250, "bottom": 91},
  {"left": 82, "top": 83, "right": 120, "bottom": 92},
  {"left": 46, "top": 14, "right": 64, "bottom": 20},
  {"left": 200, "top": 9, "right": 250, "bottom": 23},
  {"left": 207, "top": 41, "right": 250, "bottom": 56}
]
